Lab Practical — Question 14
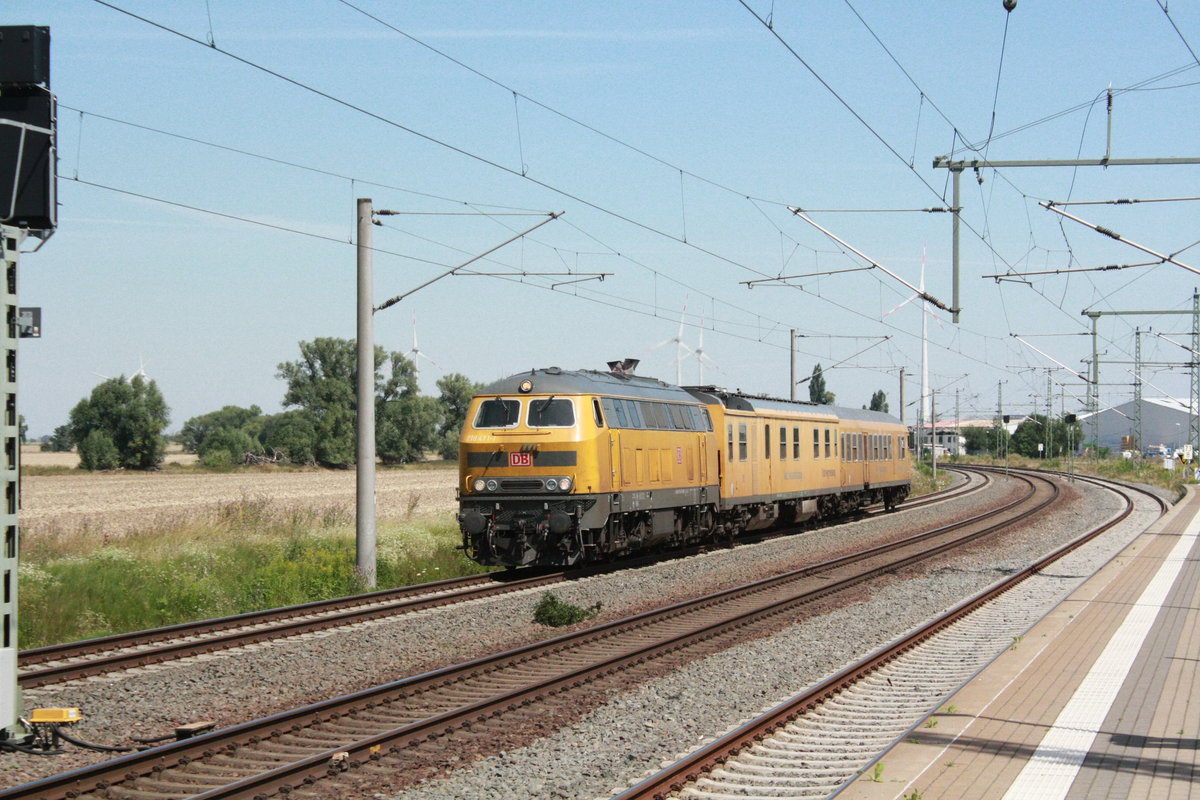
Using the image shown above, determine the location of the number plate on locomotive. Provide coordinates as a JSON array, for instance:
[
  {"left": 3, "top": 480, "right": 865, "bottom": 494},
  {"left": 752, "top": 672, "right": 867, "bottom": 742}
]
[{"left": 509, "top": 451, "right": 533, "bottom": 467}]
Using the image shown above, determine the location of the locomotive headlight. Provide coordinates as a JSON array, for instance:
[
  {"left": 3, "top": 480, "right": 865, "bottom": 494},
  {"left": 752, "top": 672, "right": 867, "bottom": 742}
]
[
  {"left": 472, "top": 478, "right": 486, "bottom": 492},
  {"left": 559, "top": 477, "right": 572, "bottom": 491},
  {"left": 544, "top": 478, "right": 559, "bottom": 491},
  {"left": 485, "top": 479, "right": 499, "bottom": 492}
]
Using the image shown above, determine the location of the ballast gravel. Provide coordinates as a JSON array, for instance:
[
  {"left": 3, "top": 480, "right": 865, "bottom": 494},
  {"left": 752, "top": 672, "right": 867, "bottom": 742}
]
[{"left": 2, "top": 472, "right": 1168, "bottom": 798}]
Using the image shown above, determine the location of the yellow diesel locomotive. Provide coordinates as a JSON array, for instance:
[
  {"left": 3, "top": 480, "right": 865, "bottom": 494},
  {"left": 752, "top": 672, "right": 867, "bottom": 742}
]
[{"left": 457, "top": 364, "right": 911, "bottom": 567}]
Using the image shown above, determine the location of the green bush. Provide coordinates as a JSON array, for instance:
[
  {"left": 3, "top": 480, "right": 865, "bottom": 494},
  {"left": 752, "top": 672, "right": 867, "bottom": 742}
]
[
  {"left": 198, "top": 428, "right": 262, "bottom": 468},
  {"left": 533, "top": 592, "right": 600, "bottom": 627}
]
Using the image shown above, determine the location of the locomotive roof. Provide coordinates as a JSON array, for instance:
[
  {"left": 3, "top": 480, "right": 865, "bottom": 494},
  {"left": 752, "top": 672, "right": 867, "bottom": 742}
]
[
  {"left": 480, "top": 368, "right": 700, "bottom": 403},
  {"left": 478, "top": 369, "right": 903, "bottom": 427}
]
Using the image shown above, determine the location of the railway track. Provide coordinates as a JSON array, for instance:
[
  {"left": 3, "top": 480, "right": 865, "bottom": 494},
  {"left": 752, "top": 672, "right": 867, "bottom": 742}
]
[
  {"left": 0, "top": 468, "right": 1047, "bottom": 800},
  {"left": 17, "top": 570, "right": 565, "bottom": 688},
  {"left": 612, "top": 469, "right": 1166, "bottom": 800},
  {"left": 18, "top": 469, "right": 982, "bottom": 690}
]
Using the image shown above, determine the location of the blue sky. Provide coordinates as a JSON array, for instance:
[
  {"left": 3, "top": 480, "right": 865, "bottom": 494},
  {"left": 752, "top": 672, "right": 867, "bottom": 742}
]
[{"left": 8, "top": 1, "right": 1200, "bottom": 441}]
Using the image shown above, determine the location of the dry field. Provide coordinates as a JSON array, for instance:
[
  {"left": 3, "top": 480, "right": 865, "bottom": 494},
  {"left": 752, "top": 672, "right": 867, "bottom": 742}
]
[
  {"left": 21, "top": 443, "right": 199, "bottom": 468},
  {"left": 20, "top": 459, "right": 458, "bottom": 541}
]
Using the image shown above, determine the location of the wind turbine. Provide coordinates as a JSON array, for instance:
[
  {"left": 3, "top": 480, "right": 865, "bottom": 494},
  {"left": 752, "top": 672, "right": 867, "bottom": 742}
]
[
  {"left": 883, "top": 247, "right": 939, "bottom": 450},
  {"left": 688, "top": 318, "right": 722, "bottom": 385},
  {"left": 92, "top": 355, "right": 150, "bottom": 383},
  {"left": 407, "top": 314, "right": 440, "bottom": 385},
  {"left": 647, "top": 303, "right": 693, "bottom": 385}
]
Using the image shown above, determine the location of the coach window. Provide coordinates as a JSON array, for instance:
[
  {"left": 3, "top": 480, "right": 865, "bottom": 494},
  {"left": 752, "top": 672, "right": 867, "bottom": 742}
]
[
  {"left": 739, "top": 423, "right": 748, "bottom": 461},
  {"left": 780, "top": 425, "right": 788, "bottom": 460},
  {"left": 727, "top": 424, "right": 735, "bottom": 461},
  {"left": 792, "top": 426, "right": 800, "bottom": 459},
  {"left": 825, "top": 428, "right": 832, "bottom": 459},
  {"left": 813, "top": 428, "right": 820, "bottom": 459},
  {"left": 765, "top": 424, "right": 771, "bottom": 459}
]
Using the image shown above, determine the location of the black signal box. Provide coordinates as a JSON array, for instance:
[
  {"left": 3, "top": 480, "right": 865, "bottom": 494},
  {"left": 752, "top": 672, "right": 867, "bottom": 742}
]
[
  {"left": 0, "top": 86, "right": 56, "bottom": 230},
  {"left": 0, "top": 27, "right": 50, "bottom": 87}
]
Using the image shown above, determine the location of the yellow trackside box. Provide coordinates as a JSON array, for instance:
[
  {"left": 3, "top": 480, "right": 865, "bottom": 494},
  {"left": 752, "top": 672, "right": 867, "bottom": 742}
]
[{"left": 30, "top": 708, "right": 82, "bottom": 724}]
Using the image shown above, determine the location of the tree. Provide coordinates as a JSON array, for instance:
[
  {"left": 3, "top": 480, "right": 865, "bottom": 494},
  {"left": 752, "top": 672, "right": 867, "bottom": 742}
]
[
  {"left": 260, "top": 410, "right": 319, "bottom": 465},
  {"left": 378, "top": 395, "right": 442, "bottom": 464},
  {"left": 808, "top": 364, "right": 835, "bottom": 405},
  {"left": 277, "top": 338, "right": 362, "bottom": 468},
  {"left": 962, "top": 424, "right": 1010, "bottom": 456},
  {"left": 375, "top": 351, "right": 441, "bottom": 464},
  {"left": 68, "top": 375, "right": 169, "bottom": 470},
  {"left": 180, "top": 405, "right": 263, "bottom": 453},
  {"left": 1009, "top": 414, "right": 1081, "bottom": 458},
  {"left": 41, "top": 424, "right": 72, "bottom": 453},
  {"left": 276, "top": 337, "right": 444, "bottom": 467},
  {"left": 436, "top": 373, "right": 483, "bottom": 460},
  {"left": 867, "top": 390, "right": 889, "bottom": 413}
]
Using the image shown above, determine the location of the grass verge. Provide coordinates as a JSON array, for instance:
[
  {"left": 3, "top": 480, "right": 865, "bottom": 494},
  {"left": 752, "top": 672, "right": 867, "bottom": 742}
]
[{"left": 19, "top": 497, "right": 488, "bottom": 649}]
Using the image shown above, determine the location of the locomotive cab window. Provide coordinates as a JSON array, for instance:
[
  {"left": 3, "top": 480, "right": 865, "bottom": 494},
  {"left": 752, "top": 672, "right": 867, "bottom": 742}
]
[
  {"left": 474, "top": 398, "right": 520, "bottom": 428},
  {"left": 528, "top": 398, "right": 575, "bottom": 428},
  {"left": 592, "top": 398, "right": 605, "bottom": 428}
]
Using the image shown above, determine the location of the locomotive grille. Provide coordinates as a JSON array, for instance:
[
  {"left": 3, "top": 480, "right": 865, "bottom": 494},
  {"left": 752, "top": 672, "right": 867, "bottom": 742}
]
[{"left": 500, "top": 479, "right": 547, "bottom": 492}]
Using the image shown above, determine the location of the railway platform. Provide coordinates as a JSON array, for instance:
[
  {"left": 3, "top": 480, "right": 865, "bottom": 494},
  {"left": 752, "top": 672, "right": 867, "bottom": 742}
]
[{"left": 840, "top": 484, "right": 1200, "bottom": 800}]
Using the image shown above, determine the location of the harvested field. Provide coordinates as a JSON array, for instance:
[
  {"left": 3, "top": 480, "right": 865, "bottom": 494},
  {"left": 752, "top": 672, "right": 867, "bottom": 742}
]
[
  {"left": 21, "top": 443, "right": 199, "bottom": 468},
  {"left": 20, "top": 468, "right": 458, "bottom": 541}
]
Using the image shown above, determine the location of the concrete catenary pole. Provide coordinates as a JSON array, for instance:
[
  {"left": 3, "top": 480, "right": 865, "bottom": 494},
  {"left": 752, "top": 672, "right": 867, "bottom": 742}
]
[
  {"left": 356, "top": 198, "right": 377, "bottom": 588},
  {"left": 789, "top": 329, "right": 796, "bottom": 401}
]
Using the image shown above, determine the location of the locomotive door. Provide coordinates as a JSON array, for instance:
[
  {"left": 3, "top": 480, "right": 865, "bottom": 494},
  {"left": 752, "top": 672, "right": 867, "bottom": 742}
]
[{"left": 609, "top": 431, "right": 621, "bottom": 490}]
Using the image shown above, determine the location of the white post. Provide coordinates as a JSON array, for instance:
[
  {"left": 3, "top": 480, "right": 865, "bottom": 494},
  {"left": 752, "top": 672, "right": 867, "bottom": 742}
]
[
  {"left": 356, "top": 199, "right": 377, "bottom": 588},
  {"left": 0, "top": 229, "right": 24, "bottom": 741}
]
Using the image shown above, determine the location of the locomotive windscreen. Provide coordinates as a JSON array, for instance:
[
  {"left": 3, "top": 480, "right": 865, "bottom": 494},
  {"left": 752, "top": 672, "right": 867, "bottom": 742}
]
[
  {"left": 474, "top": 399, "right": 520, "bottom": 428},
  {"left": 528, "top": 398, "right": 575, "bottom": 428}
]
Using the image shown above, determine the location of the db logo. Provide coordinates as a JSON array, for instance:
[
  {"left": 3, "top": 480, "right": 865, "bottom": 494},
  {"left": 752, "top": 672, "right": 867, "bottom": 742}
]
[{"left": 509, "top": 451, "right": 533, "bottom": 467}]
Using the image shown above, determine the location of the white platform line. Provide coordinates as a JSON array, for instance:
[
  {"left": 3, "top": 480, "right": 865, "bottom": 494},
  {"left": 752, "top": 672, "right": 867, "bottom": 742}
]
[{"left": 1002, "top": 515, "right": 1200, "bottom": 800}]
